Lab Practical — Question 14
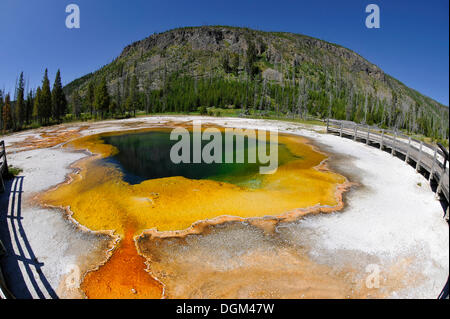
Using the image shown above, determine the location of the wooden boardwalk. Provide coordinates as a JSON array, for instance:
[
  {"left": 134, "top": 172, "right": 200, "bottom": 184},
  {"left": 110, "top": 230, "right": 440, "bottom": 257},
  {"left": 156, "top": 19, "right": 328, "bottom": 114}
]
[
  {"left": 326, "top": 119, "right": 449, "bottom": 220},
  {"left": 327, "top": 119, "right": 449, "bottom": 299}
]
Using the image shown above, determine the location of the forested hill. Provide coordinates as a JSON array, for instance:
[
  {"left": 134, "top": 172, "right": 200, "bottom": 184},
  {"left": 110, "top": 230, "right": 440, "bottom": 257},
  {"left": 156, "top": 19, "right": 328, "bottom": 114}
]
[{"left": 64, "top": 26, "right": 449, "bottom": 141}]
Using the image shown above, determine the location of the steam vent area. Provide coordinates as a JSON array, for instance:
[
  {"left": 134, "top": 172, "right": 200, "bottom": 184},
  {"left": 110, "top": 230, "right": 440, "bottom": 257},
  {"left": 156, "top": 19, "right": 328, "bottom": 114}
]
[{"left": 0, "top": 116, "right": 448, "bottom": 299}]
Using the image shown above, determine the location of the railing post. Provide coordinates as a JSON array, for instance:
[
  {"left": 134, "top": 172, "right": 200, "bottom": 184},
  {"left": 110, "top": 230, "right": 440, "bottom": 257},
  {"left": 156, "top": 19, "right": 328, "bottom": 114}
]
[
  {"left": 406, "top": 136, "right": 411, "bottom": 163},
  {"left": 380, "top": 129, "right": 384, "bottom": 150},
  {"left": 391, "top": 130, "right": 397, "bottom": 155},
  {"left": 366, "top": 125, "right": 370, "bottom": 145},
  {"left": 436, "top": 166, "right": 445, "bottom": 200},
  {"left": 416, "top": 141, "right": 423, "bottom": 172},
  {"left": 340, "top": 123, "right": 343, "bottom": 137},
  {"left": 0, "top": 239, "right": 15, "bottom": 299},
  {"left": 354, "top": 125, "right": 357, "bottom": 141},
  {"left": 0, "top": 141, "right": 6, "bottom": 193},
  {"left": 429, "top": 147, "right": 437, "bottom": 181},
  {"left": 0, "top": 141, "right": 8, "bottom": 174},
  {"left": 326, "top": 118, "right": 329, "bottom": 133},
  {"left": 3, "top": 142, "right": 7, "bottom": 173}
]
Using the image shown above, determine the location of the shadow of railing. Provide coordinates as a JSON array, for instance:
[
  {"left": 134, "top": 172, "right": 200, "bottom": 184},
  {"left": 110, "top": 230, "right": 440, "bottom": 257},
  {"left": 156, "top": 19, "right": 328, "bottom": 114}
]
[{"left": 0, "top": 176, "right": 58, "bottom": 299}]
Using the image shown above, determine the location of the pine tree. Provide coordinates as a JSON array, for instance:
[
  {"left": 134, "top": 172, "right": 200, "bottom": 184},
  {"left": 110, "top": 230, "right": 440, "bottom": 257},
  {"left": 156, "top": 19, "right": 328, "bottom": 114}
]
[
  {"left": 115, "top": 82, "right": 122, "bottom": 115},
  {"left": 71, "top": 90, "right": 82, "bottom": 118},
  {"left": 222, "top": 53, "right": 231, "bottom": 74},
  {"left": 40, "top": 69, "right": 52, "bottom": 124},
  {"left": 33, "top": 87, "right": 41, "bottom": 122},
  {"left": 130, "top": 75, "right": 139, "bottom": 116},
  {"left": 231, "top": 54, "right": 240, "bottom": 76},
  {"left": 94, "top": 77, "right": 110, "bottom": 119},
  {"left": 87, "top": 81, "right": 95, "bottom": 116},
  {"left": 125, "top": 95, "right": 133, "bottom": 114},
  {"left": 51, "top": 69, "right": 67, "bottom": 122},
  {"left": 2, "top": 94, "right": 12, "bottom": 132},
  {"left": 15, "top": 72, "right": 25, "bottom": 129},
  {"left": 25, "top": 89, "right": 33, "bottom": 125},
  {"left": 246, "top": 41, "right": 258, "bottom": 78},
  {"left": 109, "top": 100, "right": 118, "bottom": 116}
]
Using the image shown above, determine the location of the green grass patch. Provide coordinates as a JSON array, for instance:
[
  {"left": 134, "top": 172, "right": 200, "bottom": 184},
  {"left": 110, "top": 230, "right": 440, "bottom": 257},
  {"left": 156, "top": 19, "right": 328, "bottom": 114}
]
[{"left": 7, "top": 166, "right": 23, "bottom": 178}]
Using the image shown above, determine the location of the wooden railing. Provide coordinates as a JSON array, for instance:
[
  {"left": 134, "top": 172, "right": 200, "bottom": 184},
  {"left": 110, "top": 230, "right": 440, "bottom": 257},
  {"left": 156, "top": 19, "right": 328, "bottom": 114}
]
[
  {"left": 0, "top": 140, "right": 14, "bottom": 298},
  {"left": 0, "top": 140, "right": 8, "bottom": 193},
  {"left": 0, "top": 240, "right": 14, "bottom": 299},
  {"left": 326, "top": 119, "right": 449, "bottom": 210}
]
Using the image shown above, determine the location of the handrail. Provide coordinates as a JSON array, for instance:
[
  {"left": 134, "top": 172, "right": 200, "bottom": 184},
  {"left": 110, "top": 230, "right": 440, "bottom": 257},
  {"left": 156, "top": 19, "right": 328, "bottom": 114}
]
[
  {"left": 326, "top": 119, "right": 449, "bottom": 164},
  {"left": 0, "top": 239, "right": 15, "bottom": 299},
  {"left": 438, "top": 143, "right": 449, "bottom": 161},
  {"left": 0, "top": 141, "right": 7, "bottom": 193},
  {"left": 326, "top": 119, "right": 449, "bottom": 203},
  {"left": 0, "top": 141, "right": 13, "bottom": 299},
  {"left": 326, "top": 119, "right": 447, "bottom": 152}
]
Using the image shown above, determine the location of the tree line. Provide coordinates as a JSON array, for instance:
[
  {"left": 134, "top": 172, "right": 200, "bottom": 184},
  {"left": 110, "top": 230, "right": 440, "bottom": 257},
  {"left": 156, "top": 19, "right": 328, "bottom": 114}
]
[
  {"left": 1, "top": 69, "right": 67, "bottom": 132},
  {"left": 0, "top": 69, "right": 115, "bottom": 133},
  {"left": 1, "top": 47, "right": 448, "bottom": 146}
]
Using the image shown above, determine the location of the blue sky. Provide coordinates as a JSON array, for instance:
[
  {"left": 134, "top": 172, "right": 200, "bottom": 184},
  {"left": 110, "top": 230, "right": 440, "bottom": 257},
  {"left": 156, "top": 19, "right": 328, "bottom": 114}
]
[{"left": 0, "top": 0, "right": 448, "bottom": 105}]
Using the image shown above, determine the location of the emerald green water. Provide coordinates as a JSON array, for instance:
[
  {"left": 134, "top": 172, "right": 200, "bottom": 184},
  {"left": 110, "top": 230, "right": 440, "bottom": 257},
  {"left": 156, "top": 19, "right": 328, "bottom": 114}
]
[{"left": 101, "top": 131, "right": 301, "bottom": 188}]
